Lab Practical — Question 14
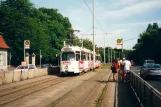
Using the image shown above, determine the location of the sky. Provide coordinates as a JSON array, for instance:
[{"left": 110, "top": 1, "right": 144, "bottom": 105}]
[{"left": 31, "top": 0, "right": 161, "bottom": 49}]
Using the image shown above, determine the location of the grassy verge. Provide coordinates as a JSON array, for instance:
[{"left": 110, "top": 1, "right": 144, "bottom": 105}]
[
  {"left": 95, "top": 84, "right": 107, "bottom": 107},
  {"left": 100, "top": 63, "right": 111, "bottom": 69}
]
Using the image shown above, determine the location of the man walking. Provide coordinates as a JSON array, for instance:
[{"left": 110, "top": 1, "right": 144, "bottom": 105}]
[{"left": 123, "top": 58, "right": 131, "bottom": 83}]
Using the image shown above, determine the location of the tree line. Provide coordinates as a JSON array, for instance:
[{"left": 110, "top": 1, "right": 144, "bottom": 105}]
[
  {"left": 0, "top": 0, "right": 100, "bottom": 65},
  {"left": 130, "top": 22, "right": 161, "bottom": 65}
]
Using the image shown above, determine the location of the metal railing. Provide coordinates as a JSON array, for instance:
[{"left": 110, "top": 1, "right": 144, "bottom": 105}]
[{"left": 130, "top": 70, "right": 161, "bottom": 107}]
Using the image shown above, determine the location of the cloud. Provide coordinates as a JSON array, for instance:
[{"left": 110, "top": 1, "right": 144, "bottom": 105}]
[
  {"left": 109, "top": 29, "right": 129, "bottom": 36},
  {"left": 103, "top": 0, "right": 161, "bottom": 20},
  {"left": 115, "top": 20, "right": 161, "bottom": 26}
]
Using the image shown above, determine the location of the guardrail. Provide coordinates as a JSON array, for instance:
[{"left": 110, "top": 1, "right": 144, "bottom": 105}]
[{"left": 130, "top": 70, "right": 161, "bottom": 107}]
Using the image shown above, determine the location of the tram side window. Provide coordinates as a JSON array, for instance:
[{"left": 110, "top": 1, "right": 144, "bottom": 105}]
[
  {"left": 88, "top": 54, "right": 90, "bottom": 61},
  {"left": 76, "top": 54, "right": 80, "bottom": 61},
  {"left": 96, "top": 56, "right": 98, "bottom": 60},
  {"left": 89, "top": 54, "right": 91, "bottom": 61},
  {"left": 91, "top": 55, "right": 93, "bottom": 61},
  {"left": 62, "top": 52, "right": 75, "bottom": 61},
  {"left": 76, "top": 52, "right": 80, "bottom": 61},
  {"left": 81, "top": 52, "right": 85, "bottom": 60}
]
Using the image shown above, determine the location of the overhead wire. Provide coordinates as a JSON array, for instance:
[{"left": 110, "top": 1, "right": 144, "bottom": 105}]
[{"left": 84, "top": 0, "right": 106, "bottom": 34}]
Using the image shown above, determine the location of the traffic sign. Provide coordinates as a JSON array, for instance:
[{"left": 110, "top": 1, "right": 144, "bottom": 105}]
[
  {"left": 116, "top": 39, "right": 122, "bottom": 43},
  {"left": 24, "top": 40, "right": 30, "bottom": 49}
]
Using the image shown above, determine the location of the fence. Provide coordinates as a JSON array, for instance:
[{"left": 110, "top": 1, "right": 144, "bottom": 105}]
[
  {"left": 0, "top": 66, "right": 60, "bottom": 85},
  {"left": 130, "top": 70, "right": 161, "bottom": 107}
]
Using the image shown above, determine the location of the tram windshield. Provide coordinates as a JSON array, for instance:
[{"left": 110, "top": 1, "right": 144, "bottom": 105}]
[{"left": 62, "top": 52, "right": 75, "bottom": 61}]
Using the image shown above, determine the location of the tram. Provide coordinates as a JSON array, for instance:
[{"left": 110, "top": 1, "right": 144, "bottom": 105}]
[{"left": 60, "top": 45, "right": 101, "bottom": 75}]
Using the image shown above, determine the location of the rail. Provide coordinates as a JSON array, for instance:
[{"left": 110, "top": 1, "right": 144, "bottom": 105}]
[{"left": 130, "top": 70, "right": 161, "bottom": 107}]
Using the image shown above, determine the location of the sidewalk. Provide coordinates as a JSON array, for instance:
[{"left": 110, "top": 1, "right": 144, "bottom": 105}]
[{"left": 100, "top": 73, "right": 141, "bottom": 107}]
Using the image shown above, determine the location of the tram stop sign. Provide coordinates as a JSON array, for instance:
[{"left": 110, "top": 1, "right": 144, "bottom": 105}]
[
  {"left": 116, "top": 39, "right": 122, "bottom": 44},
  {"left": 24, "top": 40, "right": 30, "bottom": 49}
]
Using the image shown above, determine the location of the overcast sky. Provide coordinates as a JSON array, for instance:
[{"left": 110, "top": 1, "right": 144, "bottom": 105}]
[{"left": 31, "top": 0, "right": 161, "bottom": 49}]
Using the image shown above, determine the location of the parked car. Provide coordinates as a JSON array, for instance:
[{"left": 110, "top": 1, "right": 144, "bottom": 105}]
[
  {"left": 140, "top": 63, "right": 161, "bottom": 80},
  {"left": 14, "top": 64, "right": 37, "bottom": 72},
  {"left": 41, "top": 64, "right": 52, "bottom": 68}
]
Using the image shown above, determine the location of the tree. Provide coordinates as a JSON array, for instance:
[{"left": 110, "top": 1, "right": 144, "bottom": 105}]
[
  {"left": 146, "top": 24, "right": 152, "bottom": 32},
  {"left": 152, "top": 22, "right": 159, "bottom": 30},
  {"left": 0, "top": 0, "right": 72, "bottom": 65},
  {"left": 131, "top": 23, "right": 161, "bottom": 65}
]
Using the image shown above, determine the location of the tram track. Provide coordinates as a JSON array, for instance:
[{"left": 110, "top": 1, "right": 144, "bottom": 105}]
[
  {"left": 0, "top": 70, "right": 94, "bottom": 106},
  {"left": 0, "top": 76, "right": 59, "bottom": 97},
  {"left": 49, "top": 70, "right": 111, "bottom": 107},
  {"left": 0, "top": 76, "right": 71, "bottom": 106}
]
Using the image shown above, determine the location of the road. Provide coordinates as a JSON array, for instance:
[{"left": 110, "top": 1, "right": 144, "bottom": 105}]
[{"left": 131, "top": 66, "right": 161, "bottom": 92}]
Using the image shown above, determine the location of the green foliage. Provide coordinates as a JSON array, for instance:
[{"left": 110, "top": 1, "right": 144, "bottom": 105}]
[
  {"left": 0, "top": 0, "right": 71, "bottom": 65},
  {"left": 131, "top": 22, "right": 161, "bottom": 65}
]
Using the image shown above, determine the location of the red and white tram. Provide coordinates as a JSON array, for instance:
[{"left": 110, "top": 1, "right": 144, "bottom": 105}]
[{"left": 60, "top": 45, "right": 101, "bottom": 75}]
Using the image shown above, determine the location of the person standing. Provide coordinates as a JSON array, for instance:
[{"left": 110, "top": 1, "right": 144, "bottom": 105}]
[
  {"left": 111, "top": 59, "right": 119, "bottom": 81},
  {"left": 119, "top": 58, "right": 124, "bottom": 82}
]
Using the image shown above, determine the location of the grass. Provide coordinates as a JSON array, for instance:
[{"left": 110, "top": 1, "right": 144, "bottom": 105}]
[
  {"left": 100, "top": 63, "right": 112, "bottom": 69},
  {"left": 95, "top": 84, "right": 107, "bottom": 107}
]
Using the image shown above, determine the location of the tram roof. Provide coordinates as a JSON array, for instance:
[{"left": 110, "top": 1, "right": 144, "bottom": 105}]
[{"left": 61, "top": 45, "right": 92, "bottom": 53}]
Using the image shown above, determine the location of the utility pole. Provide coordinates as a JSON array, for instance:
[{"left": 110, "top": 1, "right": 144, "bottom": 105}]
[
  {"left": 92, "top": 0, "right": 95, "bottom": 70},
  {"left": 111, "top": 48, "right": 112, "bottom": 63},
  {"left": 104, "top": 34, "right": 105, "bottom": 64},
  {"left": 108, "top": 47, "right": 110, "bottom": 63},
  {"left": 81, "top": 34, "right": 83, "bottom": 47},
  {"left": 121, "top": 38, "right": 123, "bottom": 57}
]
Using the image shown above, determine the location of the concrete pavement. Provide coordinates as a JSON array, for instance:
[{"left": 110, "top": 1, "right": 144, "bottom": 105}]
[{"left": 100, "top": 72, "right": 141, "bottom": 107}]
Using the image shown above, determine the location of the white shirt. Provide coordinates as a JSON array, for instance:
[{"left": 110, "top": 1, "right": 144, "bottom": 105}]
[{"left": 123, "top": 60, "right": 131, "bottom": 70}]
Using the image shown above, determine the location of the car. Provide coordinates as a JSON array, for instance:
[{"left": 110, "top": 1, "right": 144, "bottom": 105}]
[
  {"left": 41, "top": 64, "right": 52, "bottom": 68},
  {"left": 144, "top": 60, "right": 155, "bottom": 64},
  {"left": 14, "top": 64, "right": 37, "bottom": 72},
  {"left": 140, "top": 63, "right": 161, "bottom": 80}
]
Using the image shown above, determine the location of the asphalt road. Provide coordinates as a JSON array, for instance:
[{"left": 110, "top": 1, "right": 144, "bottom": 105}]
[{"left": 131, "top": 66, "right": 161, "bottom": 92}]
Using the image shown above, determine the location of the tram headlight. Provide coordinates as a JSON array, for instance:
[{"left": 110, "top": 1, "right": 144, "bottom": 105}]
[{"left": 65, "top": 65, "right": 68, "bottom": 69}]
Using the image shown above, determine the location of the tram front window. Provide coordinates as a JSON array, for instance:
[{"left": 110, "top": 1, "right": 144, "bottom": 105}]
[{"left": 62, "top": 52, "right": 75, "bottom": 61}]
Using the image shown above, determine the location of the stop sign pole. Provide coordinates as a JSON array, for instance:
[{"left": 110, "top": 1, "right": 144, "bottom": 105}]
[{"left": 24, "top": 40, "right": 30, "bottom": 62}]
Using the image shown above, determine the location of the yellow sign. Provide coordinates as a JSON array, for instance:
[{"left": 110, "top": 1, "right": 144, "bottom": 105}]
[
  {"left": 116, "top": 39, "right": 122, "bottom": 43},
  {"left": 25, "top": 40, "right": 30, "bottom": 45},
  {"left": 24, "top": 40, "right": 30, "bottom": 49}
]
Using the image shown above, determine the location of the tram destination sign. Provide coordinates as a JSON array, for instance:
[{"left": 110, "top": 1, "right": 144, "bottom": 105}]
[{"left": 63, "top": 48, "right": 72, "bottom": 51}]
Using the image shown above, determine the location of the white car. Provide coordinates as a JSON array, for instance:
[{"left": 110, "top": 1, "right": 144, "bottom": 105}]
[
  {"left": 14, "top": 64, "right": 37, "bottom": 72},
  {"left": 140, "top": 63, "right": 161, "bottom": 80}
]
